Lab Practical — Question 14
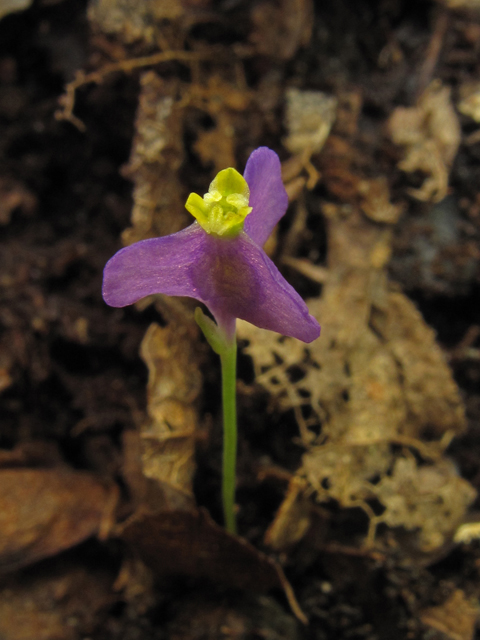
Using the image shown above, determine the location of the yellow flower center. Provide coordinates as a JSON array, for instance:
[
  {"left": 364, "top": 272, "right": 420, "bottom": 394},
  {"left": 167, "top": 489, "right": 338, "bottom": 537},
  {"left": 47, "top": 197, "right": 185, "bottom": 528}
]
[{"left": 185, "top": 168, "right": 253, "bottom": 237}]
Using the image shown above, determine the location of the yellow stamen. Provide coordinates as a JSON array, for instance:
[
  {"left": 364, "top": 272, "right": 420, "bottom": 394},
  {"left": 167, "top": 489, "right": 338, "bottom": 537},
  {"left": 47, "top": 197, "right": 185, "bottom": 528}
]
[{"left": 185, "top": 168, "right": 252, "bottom": 237}]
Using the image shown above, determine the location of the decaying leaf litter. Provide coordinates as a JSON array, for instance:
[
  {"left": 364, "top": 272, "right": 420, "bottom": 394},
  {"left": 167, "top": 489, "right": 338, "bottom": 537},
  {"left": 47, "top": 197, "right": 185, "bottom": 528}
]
[{"left": 1, "top": 0, "right": 480, "bottom": 638}]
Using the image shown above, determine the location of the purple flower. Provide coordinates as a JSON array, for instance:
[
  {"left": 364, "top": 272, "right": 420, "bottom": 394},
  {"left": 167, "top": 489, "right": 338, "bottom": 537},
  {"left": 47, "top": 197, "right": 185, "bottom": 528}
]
[{"left": 102, "top": 147, "right": 320, "bottom": 343}]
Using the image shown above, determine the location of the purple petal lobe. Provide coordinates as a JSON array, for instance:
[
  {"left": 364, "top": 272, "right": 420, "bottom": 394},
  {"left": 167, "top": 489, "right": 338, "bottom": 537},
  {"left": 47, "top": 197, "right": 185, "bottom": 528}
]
[
  {"left": 191, "top": 232, "right": 320, "bottom": 343},
  {"left": 102, "top": 223, "right": 207, "bottom": 307},
  {"left": 243, "top": 147, "right": 289, "bottom": 247}
]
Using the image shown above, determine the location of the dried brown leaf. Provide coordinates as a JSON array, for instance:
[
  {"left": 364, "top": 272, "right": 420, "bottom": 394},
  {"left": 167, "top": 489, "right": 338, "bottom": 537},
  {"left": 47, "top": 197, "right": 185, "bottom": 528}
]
[
  {"left": 122, "top": 72, "right": 189, "bottom": 246},
  {"left": 372, "top": 291, "right": 466, "bottom": 437},
  {"left": 194, "top": 120, "right": 236, "bottom": 174},
  {"left": 0, "top": 469, "right": 118, "bottom": 572},
  {"left": 249, "top": 0, "right": 313, "bottom": 60},
  {"left": 265, "top": 477, "right": 312, "bottom": 550},
  {"left": 375, "top": 458, "right": 476, "bottom": 551},
  {"left": 0, "top": 0, "right": 32, "bottom": 21},
  {"left": 420, "top": 589, "right": 478, "bottom": 640},
  {"left": 186, "top": 76, "right": 251, "bottom": 115},
  {"left": 435, "top": 0, "right": 480, "bottom": 10},
  {"left": 358, "top": 177, "right": 403, "bottom": 224},
  {"left": 88, "top": 0, "right": 199, "bottom": 45},
  {"left": 240, "top": 195, "right": 469, "bottom": 553},
  {"left": 187, "top": 76, "right": 252, "bottom": 172},
  {"left": 283, "top": 88, "right": 337, "bottom": 155},
  {"left": 120, "top": 506, "right": 307, "bottom": 623},
  {"left": 458, "top": 81, "right": 480, "bottom": 123},
  {"left": 139, "top": 322, "right": 202, "bottom": 493},
  {"left": 387, "top": 80, "right": 461, "bottom": 202}
]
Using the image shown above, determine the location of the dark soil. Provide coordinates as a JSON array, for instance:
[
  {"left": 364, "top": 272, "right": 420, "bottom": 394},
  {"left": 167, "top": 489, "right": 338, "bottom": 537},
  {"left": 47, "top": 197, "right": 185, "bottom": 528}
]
[{"left": 1, "top": 0, "right": 480, "bottom": 639}]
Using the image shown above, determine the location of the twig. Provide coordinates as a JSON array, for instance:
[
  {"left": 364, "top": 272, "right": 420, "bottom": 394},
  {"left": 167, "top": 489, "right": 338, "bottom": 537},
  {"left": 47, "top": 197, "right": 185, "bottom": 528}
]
[
  {"left": 55, "top": 49, "right": 217, "bottom": 131},
  {"left": 415, "top": 7, "right": 449, "bottom": 100}
]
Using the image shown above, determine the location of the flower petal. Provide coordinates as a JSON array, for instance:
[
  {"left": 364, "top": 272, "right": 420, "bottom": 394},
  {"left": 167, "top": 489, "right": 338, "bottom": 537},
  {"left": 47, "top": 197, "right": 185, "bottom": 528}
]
[
  {"left": 192, "top": 232, "right": 320, "bottom": 343},
  {"left": 102, "top": 223, "right": 207, "bottom": 307},
  {"left": 243, "top": 147, "right": 289, "bottom": 247}
]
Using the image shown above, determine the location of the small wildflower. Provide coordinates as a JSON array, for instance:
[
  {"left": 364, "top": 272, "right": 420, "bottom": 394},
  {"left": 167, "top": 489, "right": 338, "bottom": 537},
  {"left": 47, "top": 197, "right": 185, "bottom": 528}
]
[
  {"left": 103, "top": 146, "right": 320, "bottom": 534},
  {"left": 102, "top": 147, "right": 320, "bottom": 343}
]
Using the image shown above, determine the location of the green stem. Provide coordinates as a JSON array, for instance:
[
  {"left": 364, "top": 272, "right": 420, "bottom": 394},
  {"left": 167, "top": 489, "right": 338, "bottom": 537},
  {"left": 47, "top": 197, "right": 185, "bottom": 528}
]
[
  {"left": 194, "top": 308, "right": 238, "bottom": 533},
  {"left": 220, "top": 335, "right": 237, "bottom": 534}
]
